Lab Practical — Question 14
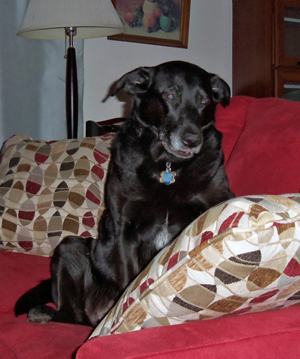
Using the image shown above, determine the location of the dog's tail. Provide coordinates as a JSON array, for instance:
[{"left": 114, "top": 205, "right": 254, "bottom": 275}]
[{"left": 14, "top": 279, "right": 53, "bottom": 316}]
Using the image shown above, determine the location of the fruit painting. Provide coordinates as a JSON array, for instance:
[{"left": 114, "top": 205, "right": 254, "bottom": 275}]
[{"left": 110, "top": 0, "right": 191, "bottom": 48}]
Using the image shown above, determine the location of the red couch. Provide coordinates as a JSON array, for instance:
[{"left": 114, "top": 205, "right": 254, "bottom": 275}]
[{"left": 1, "top": 96, "right": 300, "bottom": 359}]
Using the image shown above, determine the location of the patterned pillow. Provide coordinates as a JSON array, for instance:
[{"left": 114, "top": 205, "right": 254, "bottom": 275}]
[
  {"left": 0, "top": 134, "right": 113, "bottom": 256},
  {"left": 91, "top": 194, "right": 300, "bottom": 337}
]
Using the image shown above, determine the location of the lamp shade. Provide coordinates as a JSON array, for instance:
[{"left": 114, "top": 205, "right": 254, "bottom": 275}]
[{"left": 17, "top": 0, "right": 124, "bottom": 40}]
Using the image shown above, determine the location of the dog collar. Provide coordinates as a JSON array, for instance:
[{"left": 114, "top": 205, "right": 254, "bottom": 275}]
[{"left": 160, "top": 162, "right": 176, "bottom": 185}]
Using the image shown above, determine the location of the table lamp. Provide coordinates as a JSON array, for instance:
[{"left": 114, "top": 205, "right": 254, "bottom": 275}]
[{"left": 17, "top": 0, "right": 124, "bottom": 139}]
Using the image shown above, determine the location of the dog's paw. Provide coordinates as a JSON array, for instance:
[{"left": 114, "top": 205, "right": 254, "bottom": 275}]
[{"left": 27, "top": 305, "right": 56, "bottom": 323}]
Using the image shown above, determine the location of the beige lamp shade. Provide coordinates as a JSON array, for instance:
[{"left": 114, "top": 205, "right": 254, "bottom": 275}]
[{"left": 17, "top": 0, "right": 124, "bottom": 40}]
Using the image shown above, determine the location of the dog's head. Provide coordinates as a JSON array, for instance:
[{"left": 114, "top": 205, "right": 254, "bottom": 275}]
[{"left": 109, "top": 61, "right": 230, "bottom": 160}]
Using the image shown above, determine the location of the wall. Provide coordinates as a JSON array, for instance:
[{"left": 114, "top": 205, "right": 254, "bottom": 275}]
[{"left": 83, "top": 0, "right": 232, "bottom": 125}]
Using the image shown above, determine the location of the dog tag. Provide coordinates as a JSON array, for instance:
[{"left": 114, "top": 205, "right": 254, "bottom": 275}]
[{"left": 160, "top": 162, "right": 176, "bottom": 185}]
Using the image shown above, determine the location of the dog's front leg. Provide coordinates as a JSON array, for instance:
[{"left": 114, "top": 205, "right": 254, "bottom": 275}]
[
  {"left": 49, "top": 235, "right": 94, "bottom": 326},
  {"left": 113, "top": 200, "right": 170, "bottom": 288}
]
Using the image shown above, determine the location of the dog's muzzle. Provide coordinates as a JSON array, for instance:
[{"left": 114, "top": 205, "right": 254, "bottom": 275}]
[{"left": 160, "top": 128, "right": 202, "bottom": 159}]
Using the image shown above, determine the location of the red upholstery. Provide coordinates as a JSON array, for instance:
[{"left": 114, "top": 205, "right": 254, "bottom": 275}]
[
  {"left": 77, "top": 306, "right": 300, "bottom": 359},
  {"left": 0, "top": 252, "right": 51, "bottom": 315},
  {"left": 217, "top": 96, "right": 300, "bottom": 196},
  {"left": 0, "top": 252, "right": 91, "bottom": 359},
  {"left": 216, "top": 95, "right": 253, "bottom": 163},
  {"left": 1, "top": 96, "right": 300, "bottom": 359}
]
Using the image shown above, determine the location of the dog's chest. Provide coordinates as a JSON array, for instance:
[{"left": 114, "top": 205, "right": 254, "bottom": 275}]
[{"left": 153, "top": 212, "right": 172, "bottom": 251}]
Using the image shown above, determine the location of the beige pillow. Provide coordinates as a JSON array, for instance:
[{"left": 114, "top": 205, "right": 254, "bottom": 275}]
[
  {"left": 91, "top": 194, "right": 300, "bottom": 337},
  {"left": 0, "top": 134, "right": 113, "bottom": 256}
]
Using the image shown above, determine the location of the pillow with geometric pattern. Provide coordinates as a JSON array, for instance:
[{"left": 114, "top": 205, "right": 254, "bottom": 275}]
[
  {"left": 91, "top": 194, "right": 300, "bottom": 337},
  {"left": 0, "top": 134, "right": 113, "bottom": 256}
]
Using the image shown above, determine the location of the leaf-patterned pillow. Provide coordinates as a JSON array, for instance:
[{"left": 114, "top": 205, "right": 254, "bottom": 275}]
[
  {"left": 91, "top": 194, "right": 300, "bottom": 337},
  {"left": 0, "top": 134, "right": 113, "bottom": 256}
]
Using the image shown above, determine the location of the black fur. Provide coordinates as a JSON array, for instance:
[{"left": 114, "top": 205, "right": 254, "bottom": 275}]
[{"left": 15, "top": 61, "right": 234, "bottom": 327}]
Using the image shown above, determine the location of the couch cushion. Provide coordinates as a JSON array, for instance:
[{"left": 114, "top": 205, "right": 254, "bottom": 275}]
[
  {"left": 77, "top": 305, "right": 300, "bottom": 359},
  {"left": 0, "top": 251, "right": 93, "bottom": 359},
  {"left": 221, "top": 97, "right": 300, "bottom": 196},
  {"left": 0, "top": 134, "right": 113, "bottom": 256},
  {"left": 0, "top": 314, "right": 91, "bottom": 359},
  {"left": 91, "top": 194, "right": 300, "bottom": 337},
  {"left": 0, "top": 252, "right": 50, "bottom": 315}
]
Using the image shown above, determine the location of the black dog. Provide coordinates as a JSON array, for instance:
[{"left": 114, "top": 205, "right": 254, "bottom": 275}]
[{"left": 15, "top": 61, "right": 234, "bottom": 327}]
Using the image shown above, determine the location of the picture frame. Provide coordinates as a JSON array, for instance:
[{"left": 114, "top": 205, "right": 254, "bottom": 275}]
[{"left": 109, "top": 0, "right": 191, "bottom": 48}]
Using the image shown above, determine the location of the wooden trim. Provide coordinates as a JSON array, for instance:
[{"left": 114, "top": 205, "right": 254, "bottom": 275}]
[{"left": 275, "top": 68, "right": 300, "bottom": 97}]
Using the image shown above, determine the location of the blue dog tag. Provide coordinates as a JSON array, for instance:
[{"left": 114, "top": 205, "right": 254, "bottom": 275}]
[
  {"left": 160, "top": 162, "right": 176, "bottom": 185},
  {"left": 161, "top": 171, "right": 175, "bottom": 185}
]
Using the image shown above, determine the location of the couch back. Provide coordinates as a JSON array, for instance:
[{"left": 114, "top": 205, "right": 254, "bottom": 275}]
[{"left": 216, "top": 96, "right": 300, "bottom": 197}]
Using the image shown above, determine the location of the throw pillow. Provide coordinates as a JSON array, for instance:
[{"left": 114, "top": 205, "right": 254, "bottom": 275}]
[
  {"left": 0, "top": 134, "right": 113, "bottom": 256},
  {"left": 91, "top": 194, "right": 300, "bottom": 337}
]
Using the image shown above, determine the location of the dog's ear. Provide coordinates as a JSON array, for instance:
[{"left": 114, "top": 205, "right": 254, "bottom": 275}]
[
  {"left": 108, "top": 67, "right": 155, "bottom": 97},
  {"left": 210, "top": 74, "right": 231, "bottom": 107}
]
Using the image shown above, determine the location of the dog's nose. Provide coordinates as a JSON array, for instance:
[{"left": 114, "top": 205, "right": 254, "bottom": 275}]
[{"left": 182, "top": 132, "right": 201, "bottom": 148}]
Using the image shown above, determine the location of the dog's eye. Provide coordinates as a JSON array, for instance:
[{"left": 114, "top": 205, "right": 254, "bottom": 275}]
[
  {"left": 196, "top": 96, "right": 210, "bottom": 107},
  {"left": 166, "top": 93, "right": 175, "bottom": 100},
  {"left": 196, "top": 91, "right": 210, "bottom": 107},
  {"left": 201, "top": 98, "right": 210, "bottom": 105}
]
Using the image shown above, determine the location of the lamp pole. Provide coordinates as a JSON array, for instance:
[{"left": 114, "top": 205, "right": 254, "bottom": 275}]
[{"left": 65, "top": 27, "right": 78, "bottom": 139}]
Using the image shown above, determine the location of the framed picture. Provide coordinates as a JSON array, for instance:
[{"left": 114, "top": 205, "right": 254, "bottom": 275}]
[{"left": 109, "top": 0, "right": 191, "bottom": 48}]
